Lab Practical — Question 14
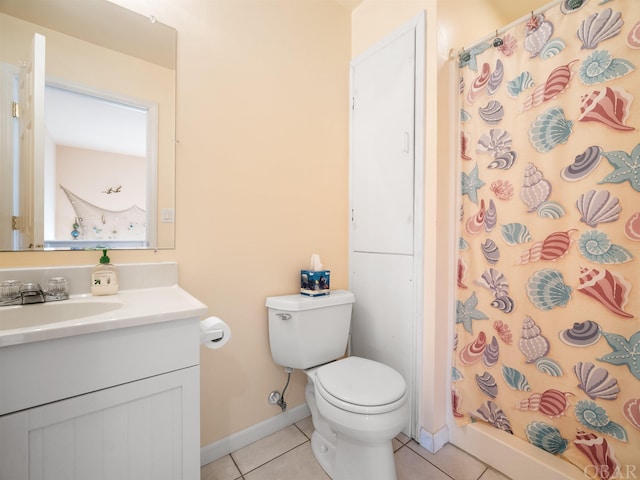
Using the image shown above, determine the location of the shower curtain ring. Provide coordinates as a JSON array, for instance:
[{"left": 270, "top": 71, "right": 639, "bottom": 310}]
[{"left": 493, "top": 29, "right": 503, "bottom": 48}]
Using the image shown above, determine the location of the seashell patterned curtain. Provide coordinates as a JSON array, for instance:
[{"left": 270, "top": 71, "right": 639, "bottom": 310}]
[{"left": 454, "top": 0, "right": 640, "bottom": 476}]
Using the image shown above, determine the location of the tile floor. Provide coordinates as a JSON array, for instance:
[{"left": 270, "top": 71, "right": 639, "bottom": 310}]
[{"left": 201, "top": 417, "right": 512, "bottom": 480}]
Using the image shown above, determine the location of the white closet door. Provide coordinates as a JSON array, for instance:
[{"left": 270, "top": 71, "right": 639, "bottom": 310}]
[{"left": 350, "top": 27, "right": 415, "bottom": 255}]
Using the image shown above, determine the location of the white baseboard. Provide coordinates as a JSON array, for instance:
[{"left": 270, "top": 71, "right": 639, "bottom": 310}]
[
  {"left": 200, "top": 403, "right": 311, "bottom": 466},
  {"left": 418, "top": 425, "right": 449, "bottom": 454}
]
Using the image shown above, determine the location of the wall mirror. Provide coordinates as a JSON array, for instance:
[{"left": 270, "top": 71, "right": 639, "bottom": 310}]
[{"left": 0, "top": 0, "right": 176, "bottom": 251}]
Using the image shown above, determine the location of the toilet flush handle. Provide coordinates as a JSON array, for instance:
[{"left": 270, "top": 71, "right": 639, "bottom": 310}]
[{"left": 276, "top": 313, "right": 291, "bottom": 320}]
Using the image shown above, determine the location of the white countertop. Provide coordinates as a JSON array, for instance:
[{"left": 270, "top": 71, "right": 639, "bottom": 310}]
[
  {"left": 0, "top": 263, "right": 207, "bottom": 347},
  {"left": 0, "top": 286, "right": 208, "bottom": 347}
]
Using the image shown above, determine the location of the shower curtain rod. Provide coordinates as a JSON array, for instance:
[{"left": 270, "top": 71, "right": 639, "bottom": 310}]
[{"left": 456, "top": 0, "right": 563, "bottom": 61}]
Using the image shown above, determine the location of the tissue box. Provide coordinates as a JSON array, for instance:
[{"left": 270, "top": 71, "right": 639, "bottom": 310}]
[{"left": 300, "top": 270, "right": 330, "bottom": 296}]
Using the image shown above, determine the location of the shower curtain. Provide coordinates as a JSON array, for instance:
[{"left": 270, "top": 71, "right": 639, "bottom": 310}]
[{"left": 454, "top": 1, "right": 640, "bottom": 477}]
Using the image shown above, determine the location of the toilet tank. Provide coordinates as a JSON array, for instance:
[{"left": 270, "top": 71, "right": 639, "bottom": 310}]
[{"left": 266, "top": 290, "right": 355, "bottom": 370}]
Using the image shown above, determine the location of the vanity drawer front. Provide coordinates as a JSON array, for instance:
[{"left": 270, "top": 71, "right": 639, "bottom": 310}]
[{"left": 0, "top": 317, "right": 199, "bottom": 416}]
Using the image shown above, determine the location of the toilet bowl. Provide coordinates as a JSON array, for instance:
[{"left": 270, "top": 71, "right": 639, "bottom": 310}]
[
  {"left": 304, "top": 356, "right": 409, "bottom": 480},
  {"left": 266, "top": 291, "right": 409, "bottom": 479}
]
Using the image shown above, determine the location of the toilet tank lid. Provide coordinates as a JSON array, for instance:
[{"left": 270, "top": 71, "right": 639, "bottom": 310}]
[{"left": 266, "top": 290, "right": 354, "bottom": 311}]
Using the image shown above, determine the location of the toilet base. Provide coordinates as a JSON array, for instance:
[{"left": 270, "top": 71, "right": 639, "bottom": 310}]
[
  {"left": 333, "top": 435, "right": 397, "bottom": 480},
  {"left": 310, "top": 430, "right": 335, "bottom": 477}
]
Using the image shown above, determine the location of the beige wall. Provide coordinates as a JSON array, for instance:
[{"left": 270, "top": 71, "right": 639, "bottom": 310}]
[
  {"left": 1, "top": 0, "right": 351, "bottom": 447},
  {"left": 1, "top": 0, "right": 550, "bottom": 449}
]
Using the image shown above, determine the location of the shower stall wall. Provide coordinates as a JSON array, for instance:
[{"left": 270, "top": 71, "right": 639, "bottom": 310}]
[{"left": 453, "top": 0, "right": 640, "bottom": 478}]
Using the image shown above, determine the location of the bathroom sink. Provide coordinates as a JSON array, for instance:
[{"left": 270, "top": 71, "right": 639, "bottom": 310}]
[{"left": 0, "top": 300, "right": 122, "bottom": 331}]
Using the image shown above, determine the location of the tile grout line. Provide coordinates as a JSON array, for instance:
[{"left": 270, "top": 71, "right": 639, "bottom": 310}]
[{"left": 231, "top": 438, "right": 311, "bottom": 477}]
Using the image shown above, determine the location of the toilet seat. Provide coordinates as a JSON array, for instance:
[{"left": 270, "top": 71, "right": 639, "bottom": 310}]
[{"left": 314, "top": 356, "right": 407, "bottom": 415}]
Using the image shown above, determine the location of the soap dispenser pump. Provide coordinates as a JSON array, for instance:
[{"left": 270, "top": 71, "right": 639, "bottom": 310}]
[{"left": 91, "top": 249, "right": 119, "bottom": 296}]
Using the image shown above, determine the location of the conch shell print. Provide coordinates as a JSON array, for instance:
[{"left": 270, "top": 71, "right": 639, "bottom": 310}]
[
  {"left": 519, "top": 315, "right": 550, "bottom": 363},
  {"left": 578, "top": 86, "right": 635, "bottom": 132},
  {"left": 577, "top": 267, "right": 633, "bottom": 318},
  {"left": 516, "top": 389, "right": 573, "bottom": 418},
  {"left": 574, "top": 430, "right": 621, "bottom": 480},
  {"left": 520, "top": 163, "right": 551, "bottom": 212},
  {"left": 523, "top": 60, "right": 577, "bottom": 111},
  {"left": 517, "top": 230, "right": 576, "bottom": 264}
]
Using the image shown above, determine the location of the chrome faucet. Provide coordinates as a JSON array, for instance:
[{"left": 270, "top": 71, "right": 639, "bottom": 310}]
[
  {"left": 19, "top": 283, "right": 45, "bottom": 304},
  {"left": 0, "top": 278, "right": 69, "bottom": 306}
]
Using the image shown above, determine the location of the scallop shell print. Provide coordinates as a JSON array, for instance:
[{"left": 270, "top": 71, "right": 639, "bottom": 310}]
[
  {"left": 577, "top": 230, "right": 633, "bottom": 264},
  {"left": 474, "top": 401, "right": 513, "bottom": 434},
  {"left": 579, "top": 49, "right": 635, "bottom": 85},
  {"left": 523, "top": 61, "right": 577, "bottom": 111},
  {"left": 520, "top": 163, "right": 551, "bottom": 212},
  {"left": 574, "top": 430, "right": 622, "bottom": 479},
  {"left": 622, "top": 398, "right": 640, "bottom": 430},
  {"left": 578, "top": 86, "right": 635, "bottom": 132},
  {"left": 501, "top": 223, "right": 532, "bottom": 245},
  {"left": 525, "top": 422, "right": 569, "bottom": 455},
  {"left": 519, "top": 315, "right": 550, "bottom": 363},
  {"left": 502, "top": 365, "right": 530, "bottom": 391},
  {"left": 516, "top": 389, "right": 573, "bottom": 418},
  {"left": 577, "top": 8, "right": 623, "bottom": 50},
  {"left": 507, "top": 72, "right": 534, "bottom": 97},
  {"left": 559, "top": 320, "right": 601, "bottom": 347},
  {"left": 577, "top": 267, "right": 633, "bottom": 318},
  {"left": 576, "top": 190, "right": 621, "bottom": 227},
  {"left": 526, "top": 269, "right": 572, "bottom": 311},
  {"left": 560, "top": 145, "right": 602, "bottom": 182},
  {"left": 517, "top": 230, "right": 576, "bottom": 264},
  {"left": 575, "top": 400, "right": 628, "bottom": 442},
  {"left": 529, "top": 107, "right": 573, "bottom": 153},
  {"left": 574, "top": 361, "right": 620, "bottom": 400}
]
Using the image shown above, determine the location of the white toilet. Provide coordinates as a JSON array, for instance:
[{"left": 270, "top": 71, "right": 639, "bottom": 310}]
[{"left": 266, "top": 290, "right": 408, "bottom": 480}]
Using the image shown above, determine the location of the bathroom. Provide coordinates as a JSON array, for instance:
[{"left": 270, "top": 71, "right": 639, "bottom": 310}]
[{"left": 3, "top": 0, "right": 637, "bottom": 479}]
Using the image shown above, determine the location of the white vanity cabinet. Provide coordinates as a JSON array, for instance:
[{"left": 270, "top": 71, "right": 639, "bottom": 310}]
[{"left": 0, "top": 317, "right": 201, "bottom": 480}]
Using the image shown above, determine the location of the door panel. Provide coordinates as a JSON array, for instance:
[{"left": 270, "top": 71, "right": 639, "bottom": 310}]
[{"left": 351, "top": 28, "right": 415, "bottom": 255}]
